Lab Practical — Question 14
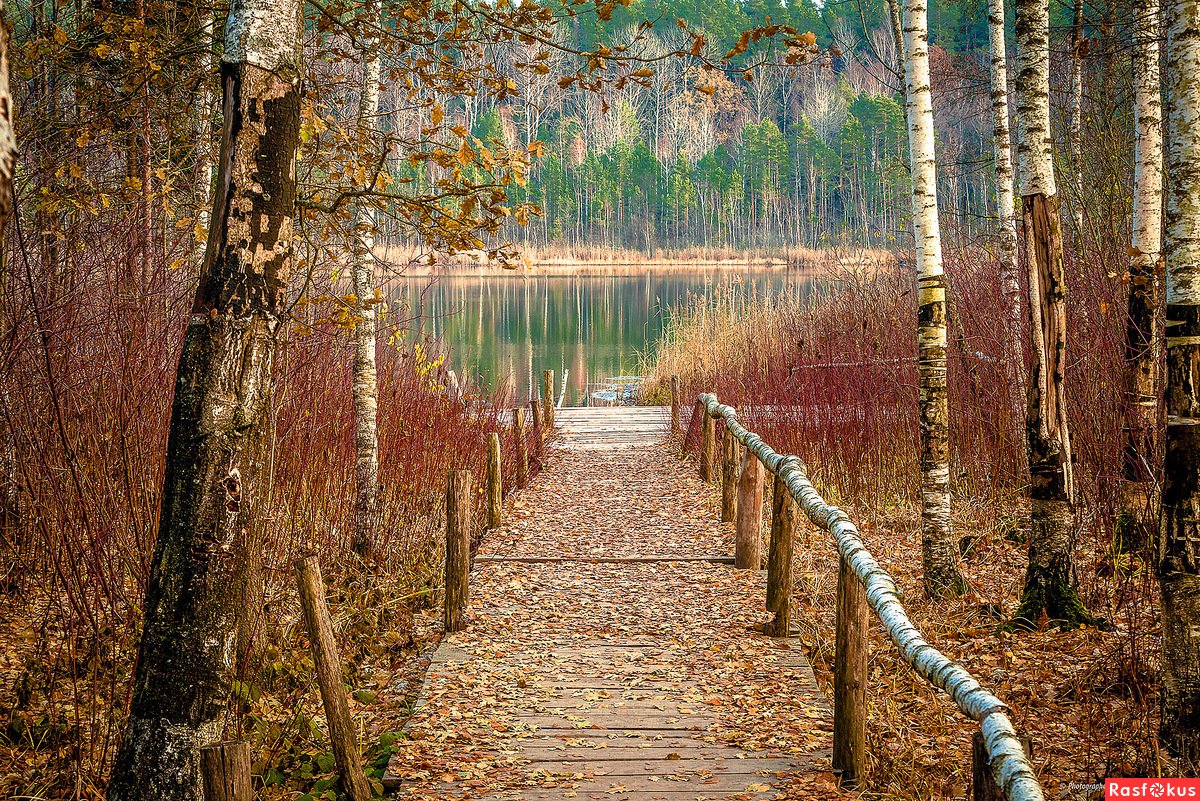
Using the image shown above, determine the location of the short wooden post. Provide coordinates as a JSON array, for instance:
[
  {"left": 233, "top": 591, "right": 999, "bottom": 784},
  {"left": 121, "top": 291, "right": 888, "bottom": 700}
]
[
  {"left": 531, "top": 398, "right": 543, "bottom": 442},
  {"left": 721, "top": 423, "right": 739, "bottom": 522},
  {"left": 670, "top": 375, "right": 682, "bottom": 438},
  {"left": 294, "top": 557, "right": 372, "bottom": 801},
  {"left": 833, "top": 554, "right": 869, "bottom": 788},
  {"left": 513, "top": 407, "right": 528, "bottom": 486},
  {"left": 487, "top": 432, "right": 502, "bottom": 530},
  {"left": 734, "top": 450, "right": 765, "bottom": 569},
  {"left": 542, "top": 370, "right": 555, "bottom": 429},
  {"left": 765, "top": 462, "right": 798, "bottom": 637},
  {"left": 200, "top": 741, "right": 251, "bottom": 801},
  {"left": 972, "top": 732, "right": 1032, "bottom": 801},
  {"left": 683, "top": 398, "right": 704, "bottom": 454},
  {"left": 700, "top": 411, "right": 715, "bottom": 482},
  {"left": 444, "top": 469, "right": 472, "bottom": 633}
]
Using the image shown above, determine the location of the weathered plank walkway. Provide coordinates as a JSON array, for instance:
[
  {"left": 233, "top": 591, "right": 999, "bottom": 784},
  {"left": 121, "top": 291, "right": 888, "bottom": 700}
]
[{"left": 384, "top": 408, "right": 843, "bottom": 800}]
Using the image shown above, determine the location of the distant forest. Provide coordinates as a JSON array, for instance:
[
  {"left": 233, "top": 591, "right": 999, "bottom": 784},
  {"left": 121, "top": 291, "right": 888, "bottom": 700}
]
[{"left": 366, "top": 0, "right": 1131, "bottom": 252}]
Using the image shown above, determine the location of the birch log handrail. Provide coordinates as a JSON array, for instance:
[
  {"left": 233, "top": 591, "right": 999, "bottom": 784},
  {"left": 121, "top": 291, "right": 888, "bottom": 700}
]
[{"left": 697, "top": 392, "right": 1044, "bottom": 801}]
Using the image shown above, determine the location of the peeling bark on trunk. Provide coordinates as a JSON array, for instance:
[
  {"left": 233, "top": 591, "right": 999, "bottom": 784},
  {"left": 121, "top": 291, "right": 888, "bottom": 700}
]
[
  {"left": 106, "top": 0, "right": 302, "bottom": 795},
  {"left": 1161, "top": 0, "right": 1200, "bottom": 767},
  {"left": 1121, "top": 0, "right": 1164, "bottom": 546},
  {"left": 1013, "top": 0, "right": 1090, "bottom": 628},
  {"left": 903, "top": 0, "right": 962, "bottom": 597},
  {"left": 987, "top": 0, "right": 1023, "bottom": 397},
  {"left": 350, "top": 0, "right": 382, "bottom": 558}
]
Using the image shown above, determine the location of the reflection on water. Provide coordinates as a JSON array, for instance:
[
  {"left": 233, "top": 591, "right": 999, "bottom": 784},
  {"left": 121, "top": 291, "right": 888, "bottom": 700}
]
[{"left": 385, "top": 271, "right": 812, "bottom": 407}]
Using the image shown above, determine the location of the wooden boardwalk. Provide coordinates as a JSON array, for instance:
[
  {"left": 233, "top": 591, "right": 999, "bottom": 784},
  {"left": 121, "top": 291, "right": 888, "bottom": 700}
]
[{"left": 384, "top": 409, "right": 842, "bottom": 800}]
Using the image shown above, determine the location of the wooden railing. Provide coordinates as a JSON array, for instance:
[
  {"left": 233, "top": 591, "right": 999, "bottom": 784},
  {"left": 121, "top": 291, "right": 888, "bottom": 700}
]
[{"left": 687, "top": 391, "right": 1044, "bottom": 801}]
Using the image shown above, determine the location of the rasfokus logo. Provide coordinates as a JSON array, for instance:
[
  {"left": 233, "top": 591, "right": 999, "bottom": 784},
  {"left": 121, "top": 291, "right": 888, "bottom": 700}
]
[{"left": 1107, "top": 779, "right": 1200, "bottom": 798}]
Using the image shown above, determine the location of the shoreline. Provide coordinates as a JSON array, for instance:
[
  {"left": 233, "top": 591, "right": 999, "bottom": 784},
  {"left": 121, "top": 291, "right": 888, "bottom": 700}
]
[{"left": 390, "top": 257, "right": 893, "bottom": 278}]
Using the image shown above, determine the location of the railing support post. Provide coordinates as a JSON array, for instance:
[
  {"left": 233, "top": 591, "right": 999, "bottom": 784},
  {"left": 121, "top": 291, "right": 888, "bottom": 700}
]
[
  {"left": 444, "top": 469, "right": 472, "bottom": 633},
  {"left": 200, "top": 741, "right": 251, "bottom": 801},
  {"left": 542, "top": 370, "right": 555, "bottom": 429},
  {"left": 972, "top": 732, "right": 1032, "bottom": 801},
  {"left": 734, "top": 450, "right": 764, "bottom": 569},
  {"left": 721, "top": 419, "right": 739, "bottom": 522},
  {"left": 833, "top": 553, "right": 868, "bottom": 787},
  {"left": 765, "top": 461, "right": 798, "bottom": 636},
  {"left": 487, "top": 432, "right": 502, "bottom": 530},
  {"left": 670, "top": 375, "right": 682, "bottom": 438},
  {"left": 683, "top": 398, "right": 704, "bottom": 454},
  {"left": 700, "top": 410, "right": 715, "bottom": 482},
  {"left": 531, "top": 399, "right": 543, "bottom": 443},
  {"left": 513, "top": 407, "right": 528, "bottom": 486}
]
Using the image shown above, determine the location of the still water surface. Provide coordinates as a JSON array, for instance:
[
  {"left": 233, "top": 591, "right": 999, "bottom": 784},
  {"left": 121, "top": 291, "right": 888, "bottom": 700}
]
[{"left": 386, "top": 271, "right": 810, "bottom": 406}]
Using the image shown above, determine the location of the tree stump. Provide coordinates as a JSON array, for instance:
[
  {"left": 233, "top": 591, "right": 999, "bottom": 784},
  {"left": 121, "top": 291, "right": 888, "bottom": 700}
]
[
  {"left": 200, "top": 741, "right": 251, "bottom": 801},
  {"left": 444, "top": 469, "right": 472, "bottom": 633},
  {"left": 487, "top": 432, "right": 502, "bottom": 530},
  {"left": 833, "top": 554, "right": 868, "bottom": 787},
  {"left": 294, "top": 557, "right": 372, "bottom": 801},
  {"left": 734, "top": 450, "right": 765, "bottom": 569}
]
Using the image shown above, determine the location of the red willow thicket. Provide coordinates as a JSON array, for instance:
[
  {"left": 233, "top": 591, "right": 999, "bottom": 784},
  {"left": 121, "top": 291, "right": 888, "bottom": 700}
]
[
  {"left": 667, "top": 241, "right": 1131, "bottom": 545},
  {"left": 0, "top": 206, "right": 531, "bottom": 789}
]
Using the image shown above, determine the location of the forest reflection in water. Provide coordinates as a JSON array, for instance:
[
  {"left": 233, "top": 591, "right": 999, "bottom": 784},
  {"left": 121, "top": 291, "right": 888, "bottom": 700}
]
[{"left": 385, "top": 270, "right": 813, "bottom": 407}]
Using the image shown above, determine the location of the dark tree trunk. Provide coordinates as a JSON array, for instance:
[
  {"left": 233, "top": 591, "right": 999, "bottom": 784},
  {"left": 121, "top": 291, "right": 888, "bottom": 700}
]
[{"left": 106, "top": 4, "right": 302, "bottom": 797}]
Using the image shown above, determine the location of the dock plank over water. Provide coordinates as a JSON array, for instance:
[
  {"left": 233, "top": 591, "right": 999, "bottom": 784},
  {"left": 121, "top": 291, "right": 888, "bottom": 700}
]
[{"left": 384, "top": 411, "right": 842, "bottom": 800}]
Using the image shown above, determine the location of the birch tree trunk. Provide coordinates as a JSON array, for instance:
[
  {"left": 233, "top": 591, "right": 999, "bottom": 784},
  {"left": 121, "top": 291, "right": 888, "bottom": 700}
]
[
  {"left": 1013, "top": 0, "right": 1091, "bottom": 627},
  {"left": 886, "top": 0, "right": 905, "bottom": 96},
  {"left": 105, "top": 0, "right": 303, "bottom": 795},
  {"left": 903, "top": 0, "right": 963, "bottom": 596},
  {"left": 1067, "top": 0, "right": 1084, "bottom": 235},
  {"left": 350, "top": 0, "right": 382, "bottom": 558},
  {"left": 1160, "top": 0, "right": 1200, "bottom": 767},
  {"left": 1120, "top": 0, "right": 1164, "bottom": 544},
  {"left": 194, "top": 4, "right": 217, "bottom": 264},
  {"left": 988, "top": 0, "right": 1023, "bottom": 383}
]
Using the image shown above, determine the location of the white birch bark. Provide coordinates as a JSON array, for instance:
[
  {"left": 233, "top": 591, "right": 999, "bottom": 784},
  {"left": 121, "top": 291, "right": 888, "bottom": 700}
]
[
  {"left": 1122, "top": 0, "right": 1163, "bottom": 507},
  {"left": 903, "top": 0, "right": 962, "bottom": 596},
  {"left": 194, "top": 5, "right": 217, "bottom": 262},
  {"left": 988, "top": 0, "right": 1022, "bottom": 374},
  {"left": 1160, "top": 0, "right": 1200, "bottom": 767},
  {"left": 350, "top": 0, "right": 382, "bottom": 558},
  {"left": 1067, "top": 0, "right": 1084, "bottom": 234}
]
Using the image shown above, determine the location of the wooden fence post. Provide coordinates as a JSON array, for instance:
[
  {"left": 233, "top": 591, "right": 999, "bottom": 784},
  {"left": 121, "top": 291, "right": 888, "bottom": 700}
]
[
  {"left": 444, "top": 469, "right": 472, "bottom": 633},
  {"left": 670, "top": 375, "right": 681, "bottom": 438},
  {"left": 487, "top": 432, "right": 502, "bottom": 530},
  {"left": 294, "top": 557, "right": 372, "bottom": 801},
  {"left": 531, "top": 398, "right": 543, "bottom": 443},
  {"left": 683, "top": 398, "right": 704, "bottom": 454},
  {"left": 700, "top": 410, "right": 715, "bottom": 482},
  {"left": 972, "top": 732, "right": 1032, "bottom": 801},
  {"left": 542, "top": 370, "right": 555, "bottom": 429},
  {"left": 200, "top": 741, "right": 251, "bottom": 801},
  {"left": 514, "top": 407, "right": 528, "bottom": 486},
  {"left": 721, "top": 425, "right": 739, "bottom": 522},
  {"left": 765, "top": 462, "right": 798, "bottom": 637},
  {"left": 833, "top": 554, "right": 868, "bottom": 787},
  {"left": 734, "top": 450, "right": 765, "bottom": 569}
]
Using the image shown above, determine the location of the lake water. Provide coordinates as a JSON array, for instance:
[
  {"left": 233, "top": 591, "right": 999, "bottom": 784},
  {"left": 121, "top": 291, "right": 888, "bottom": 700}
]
[{"left": 386, "top": 270, "right": 811, "bottom": 407}]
